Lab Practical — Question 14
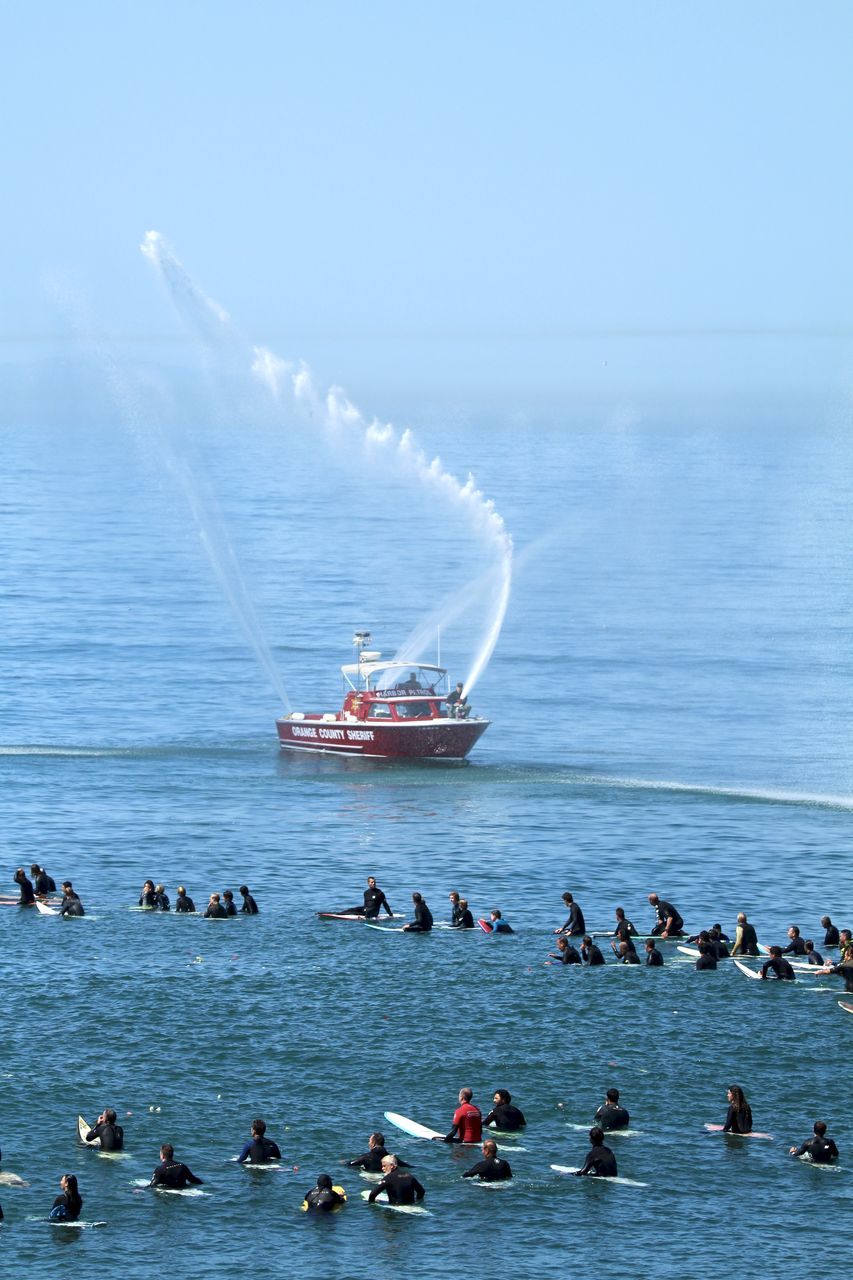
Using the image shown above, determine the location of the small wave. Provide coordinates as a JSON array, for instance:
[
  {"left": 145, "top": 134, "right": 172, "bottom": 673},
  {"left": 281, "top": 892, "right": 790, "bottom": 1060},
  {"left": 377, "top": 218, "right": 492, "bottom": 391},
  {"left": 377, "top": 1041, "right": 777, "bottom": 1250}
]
[{"left": 0, "top": 742, "right": 270, "bottom": 760}]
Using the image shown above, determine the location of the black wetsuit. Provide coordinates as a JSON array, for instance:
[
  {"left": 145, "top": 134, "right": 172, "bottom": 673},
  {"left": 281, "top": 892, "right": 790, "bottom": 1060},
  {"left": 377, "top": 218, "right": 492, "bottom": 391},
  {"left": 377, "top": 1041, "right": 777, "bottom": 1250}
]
[
  {"left": 151, "top": 1159, "right": 203, "bottom": 1189},
  {"left": 559, "top": 902, "right": 586, "bottom": 935},
  {"left": 463, "top": 1155, "right": 512, "bottom": 1181},
  {"left": 594, "top": 1102, "right": 630, "bottom": 1131},
  {"left": 554, "top": 946, "right": 582, "bottom": 964},
  {"left": 153, "top": 891, "right": 170, "bottom": 911},
  {"left": 723, "top": 1104, "right": 753, "bottom": 1134},
  {"left": 795, "top": 1136, "right": 839, "bottom": 1163},
  {"left": 347, "top": 1146, "right": 410, "bottom": 1172},
  {"left": 49, "top": 1192, "right": 82, "bottom": 1221},
  {"left": 614, "top": 918, "right": 639, "bottom": 944},
  {"left": 781, "top": 937, "right": 806, "bottom": 956},
  {"left": 805, "top": 949, "right": 824, "bottom": 965},
  {"left": 405, "top": 901, "right": 433, "bottom": 932},
  {"left": 86, "top": 1121, "right": 124, "bottom": 1151},
  {"left": 451, "top": 909, "right": 475, "bottom": 929},
  {"left": 695, "top": 952, "right": 717, "bottom": 970},
  {"left": 581, "top": 943, "right": 606, "bottom": 965},
  {"left": 484, "top": 1102, "right": 526, "bottom": 1131},
  {"left": 645, "top": 949, "right": 664, "bottom": 967},
  {"left": 369, "top": 1168, "right": 425, "bottom": 1204},
  {"left": 830, "top": 959, "right": 853, "bottom": 993},
  {"left": 139, "top": 888, "right": 157, "bottom": 908},
  {"left": 651, "top": 900, "right": 684, "bottom": 935},
  {"left": 223, "top": 900, "right": 238, "bottom": 916},
  {"left": 204, "top": 903, "right": 228, "bottom": 919},
  {"left": 575, "top": 1145, "right": 617, "bottom": 1177},
  {"left": 823, "top": 924, "right": 840, "bottom": 947},
  {"left": 59, "top": 892, "right": 85, "bottom": 917},
  {"left": 761, "top": 956, "right": 796, "bottom": 980},
  {"left": 711, "top": 937, "right": 731, "bottom": 959},
  {"left": 34, "top": 871, "right": 56, "bottom": 896},
  {"left": 304, "top": 1184, "right": 345, "bottom": 1211},
  {"left": 175, "top": 895, "right": 196, "bottom": 913},
  {"left": 241, "top": 893, "right": 259, "bottom": 914},
  {"left": 364, "top": 885, "right": 393, "bottom": 919},
  {"left": 15, "top": 874, "right": 35, "bottom": 906},
  {"left": 238, "top": 1136, "right": 281, "bottom": 1163},
  {"left": 621, "top": 950, "right": 641, "bottom": 965}
]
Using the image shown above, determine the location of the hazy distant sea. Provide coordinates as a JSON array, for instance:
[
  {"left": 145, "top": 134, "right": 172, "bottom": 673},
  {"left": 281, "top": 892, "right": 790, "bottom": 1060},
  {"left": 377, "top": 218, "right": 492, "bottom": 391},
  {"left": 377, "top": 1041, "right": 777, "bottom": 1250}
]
[{"left": 2, "top": 398, "right": 851, "bottom": 1275}]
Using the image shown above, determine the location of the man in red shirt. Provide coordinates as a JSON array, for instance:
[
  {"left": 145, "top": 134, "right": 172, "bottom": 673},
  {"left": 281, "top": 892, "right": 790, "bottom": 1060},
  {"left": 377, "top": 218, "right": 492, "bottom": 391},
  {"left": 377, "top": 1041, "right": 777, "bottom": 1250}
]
[{"left": 437, "top": 1088, "right": 482, "bottom": 1144}]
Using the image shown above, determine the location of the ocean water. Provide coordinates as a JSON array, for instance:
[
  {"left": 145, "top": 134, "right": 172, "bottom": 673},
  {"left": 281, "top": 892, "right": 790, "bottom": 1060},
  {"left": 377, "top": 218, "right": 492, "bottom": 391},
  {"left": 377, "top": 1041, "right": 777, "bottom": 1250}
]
[{"left": 1, "top": 399, "right": 852, "bottom": 1276}]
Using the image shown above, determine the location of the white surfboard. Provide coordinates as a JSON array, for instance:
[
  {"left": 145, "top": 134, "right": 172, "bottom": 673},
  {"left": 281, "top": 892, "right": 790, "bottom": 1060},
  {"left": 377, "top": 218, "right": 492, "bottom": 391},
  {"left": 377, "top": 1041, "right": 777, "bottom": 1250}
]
[
  {"left": 49, "top": 1219, "right": 107, "bottom": 1228},
  {"left": 704, "top": 1123, "right": 773, "bottom": 1140},
  {"left": 36, "top": 900, "right": 59, "bottom": 916},
  {"left": 732, "top": 958, "right": 763, "bottom": 980},
  {"left": 383, "top": 1111, "right": 444, "bottom": 1140},
  {"left": 839, "top": 999, "right": 853, "bottom": 1014},
  {"left": 78, "top": 1115, "right": 99, "bottom": 1146},
  {"left": 317, "top": 912, "right": 405, "bottom": 921},
  {"left": 0, "top": 1171, "right": 29, "bottom": 1187},
  {"left": 131, "top": 1176, "right": 207, "bottom": 1196},
  {"left": 565, "top": 1121, "right": 641, "bottom": 1137},
  {"left": 550, "top": 1163, "right": 647, "bottom": 1187},
  {"left": 360, "top": 1188, "right": 430, "bottom": 1215}
]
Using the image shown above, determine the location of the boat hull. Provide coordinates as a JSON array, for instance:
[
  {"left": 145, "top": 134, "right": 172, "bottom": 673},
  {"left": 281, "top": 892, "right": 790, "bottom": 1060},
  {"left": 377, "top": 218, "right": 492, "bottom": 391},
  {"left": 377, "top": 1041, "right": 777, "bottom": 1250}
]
[{"left": 276, "top": 716, "right": 488, "bottom": 760}]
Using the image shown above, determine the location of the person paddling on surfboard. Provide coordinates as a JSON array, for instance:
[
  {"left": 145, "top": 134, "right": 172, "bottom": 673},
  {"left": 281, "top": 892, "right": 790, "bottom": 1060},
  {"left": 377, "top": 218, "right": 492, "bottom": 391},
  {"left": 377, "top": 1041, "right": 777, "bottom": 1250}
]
[
  {"left": 594, "top": 1089, "right": 629, "bottom": 1132},
  {"left": 760, "top": 946, "right": 796, "bottom": 980},
  {"left": 789, "top": 1121, "right": 839, "bottom": 1163},
  {"left": 573, "top": 1127, "right": 617, "bottom": 1177},
  {"left": 237, "top": 1118, "right": 281, "bottom": 1165},
  {"left": 722, "top": 1085, "right": 753, "bottom": 1134},
  {"left": 150, "top": 1144, "right": 203, "bottom": 1190},
  {"left": 648, "top": 893, "right": 684, "bottom": 937},
  {"left": 403, "top": 892, "right": 433, "bottom": 933},
  {"left": 437, "top": 1088, "right": 482, "bottom": 1144},
  {"left": 59, "top": 881, "right": 85, "bottom": 917},
  {"left": 484, "top": 1089, "right": 526, "bottom": 1132},
  {"left": 85, "top": 1109, "right": 123, "bottom": 1151},
  {"left": 368, "top": 1155, "right": 425, "bottom": 1205},
  {"left": 462, "top": 1138, "right": 512, "bottom": 1181},
  {"left": 346, "top": 1131, "right": 411, "bottom": 1173}
]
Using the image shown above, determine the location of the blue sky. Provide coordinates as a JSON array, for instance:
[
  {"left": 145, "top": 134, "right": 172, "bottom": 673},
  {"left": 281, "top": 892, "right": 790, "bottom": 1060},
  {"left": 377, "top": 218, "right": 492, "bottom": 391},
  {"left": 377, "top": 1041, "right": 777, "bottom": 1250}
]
[{"left": 2, "top": 0, "right": 852, "bottom": 401}]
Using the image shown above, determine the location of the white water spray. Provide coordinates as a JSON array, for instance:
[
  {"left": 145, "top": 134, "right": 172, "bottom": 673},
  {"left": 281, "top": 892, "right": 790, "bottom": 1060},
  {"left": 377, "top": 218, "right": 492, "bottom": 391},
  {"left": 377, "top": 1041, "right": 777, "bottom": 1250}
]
[{"left": 142, "top": 231, "right": 513, "bottom": 697}]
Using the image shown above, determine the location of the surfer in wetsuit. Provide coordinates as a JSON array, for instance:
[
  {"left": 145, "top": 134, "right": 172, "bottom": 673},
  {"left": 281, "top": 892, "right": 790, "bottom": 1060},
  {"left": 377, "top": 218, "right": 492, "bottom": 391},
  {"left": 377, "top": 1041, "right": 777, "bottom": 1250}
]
[
  {"left": 760, "top": 946, "right": 796, "bottom": 980},
  {"left": 237, "top": 1118, "right": 281, "bottom": 1164},
  {"left": 222, "top": 890, "right": 238, "bottom": 916},
  {"left": 343, "top": 876, "right": 394, "bottom": 919},
  {"left": 59, "top": 881, "right": 84, "bottom": 916},
  {"left": 581, "top": 936, "right": 606, "bottom": 965},
  {"left": 85, "top": 1109, "right": 124, "bottom": 1151},
  {"left": 822, "top": 951, "right": 853, "bottom": 993},
  {"left": 789, "top": 1121, "right": 839, "bottom": 1163},
  {"left": 803, "top": 940, "right": 824, "bottom": 965},
  {"left": 722, "top": 1085, "right": 753, "bottom": 1134},
  {"left": 368, "top": 1155, "right": 425, "bottom": 1205},
  {"left": 595, "top": 1089, "right": 629, "bottom": 1131},
  {"left": 555, "top": 892, "right": 586, "bottom": 936},
  {"left": 175, "top": 886, "right": 196, "bottom": 913},
  {"left": 462, "top": 1139, "right": 512, "bottom": 1181},
  {"left": 13, "top": 868, "right": 35, "bottom": 907},
  {"left": 613, "top": 907, "right": 639, "bottom": 945},
  {"left": 31, "top": 864, "right": 56, "bottom": 897},
  {"left": 485, "top": 909, "right": 513, "bottom": 934},
  {"left": 203, "top": 893, "right": 228, "bottom": 919},
  {"left": 150, "top": 1144, "right": 203, "bottom": 1189},
  {"left": 450, "top": 897, "right": 475, "bottom": 929},
  {"left": 49, "top": 1173, "right": 83, "bottom": 1222},
  {"left": 549, "top": 937, "right": 582, "bottom": 964},
  {"left": 303, "top": 1173, "right": 345, "bottom": 1211},
  {"left": 484, "top": 1089, "right": 526, "bottom": 1131},
  {"left": 346, "top": 1132, "right": 411, "bottom": 1172},
  {"left": 781, "top": 925, "right": 806, "bottom": 956},
  {"left": 695, "top": 943, "right": 717, "bottom": 970},
  {"left": 644, "top": 939, "right": 664, "bottom": 966},
  {"left": 821, "top": 916, "right": 840, "bottom": 948},
  {"left": 152, "top": 884, "right": 170, "bottom": 911},
  {"left": 730, "top": 912, "right": 760, "bottom": 956},
  {"left": 612, "top": 940, "right": 641, "bottom": 964},
  {"left": 139, "top": 880, "right": 157, "bottom": 909},
  {"left": 403, "top": 892, "right": 433, "bottom": 932},
  {"left": 648, "top": 893, "right": 684, "bottom": 937},
  {"left": 573, "top": 1127, "right": 617, "bottom": 1177},
  {"left": 239, "top": 885, "right": 259, "bottom": 914},
  {"left": 438, "top": 1088, "right": 482, "bottom": 1144}
]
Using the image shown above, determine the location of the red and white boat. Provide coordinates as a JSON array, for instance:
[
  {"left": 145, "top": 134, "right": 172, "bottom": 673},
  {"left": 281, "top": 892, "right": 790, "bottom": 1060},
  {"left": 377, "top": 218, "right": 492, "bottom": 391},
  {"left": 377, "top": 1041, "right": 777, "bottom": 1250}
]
[{"left": 276, "top": 633, "right": 489, "bottom": 760}]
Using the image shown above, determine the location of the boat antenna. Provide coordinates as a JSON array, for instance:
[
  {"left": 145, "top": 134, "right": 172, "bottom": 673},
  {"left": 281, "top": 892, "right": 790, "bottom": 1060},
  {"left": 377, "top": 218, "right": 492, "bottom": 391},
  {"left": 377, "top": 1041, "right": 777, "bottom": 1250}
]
[
  {"left": 353, "top": 630, "right": 372, "bottom": 655},
  {"left": 437, "top": 626, "right": 441, "bottom": 668}
]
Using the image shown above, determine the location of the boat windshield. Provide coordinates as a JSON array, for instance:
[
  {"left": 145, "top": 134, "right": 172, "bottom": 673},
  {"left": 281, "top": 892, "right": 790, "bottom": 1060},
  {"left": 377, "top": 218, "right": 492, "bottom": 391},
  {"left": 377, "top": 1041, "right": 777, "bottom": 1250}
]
[
  {"left": 395, "top": 701, "right": 436, "bottom": 719},
  {"left": 343, "top": 661, "right": 448, "bottom": 695}
]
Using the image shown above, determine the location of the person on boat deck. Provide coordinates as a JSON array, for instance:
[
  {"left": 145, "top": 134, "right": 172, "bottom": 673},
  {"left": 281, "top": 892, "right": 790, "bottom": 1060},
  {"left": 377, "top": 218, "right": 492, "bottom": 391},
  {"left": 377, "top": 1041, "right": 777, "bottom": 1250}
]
[
  {"left": 175, "top": 886, "right": 196, "bottom": 913},
  {"left": 648, "top": 893, "right": 684, "bottom": 937},
  {"left": 13, "top": 868, "right": 36, "bottom": 906},
  {"left": 450, "top": 898, "right": 475, "bottom": 929},
  {"left": 462, "top": 1139, "right": 512, "bottom": 1181},
  {"left": 303, "top": 1173, "right": 346, "bottom": 1212},
  {"left": 760, "top": 946, "right": 796, "bottom": 980},
  {"left": 789, "top": 1121, "right": 839, "bottom": 1163},
  {"left": 31, "top": 864, "right": 56, "bottom": 896},
  {"left": 139, "top": 880, "right": 157, "bottom": 909},
  {"left": 239, "top": 885, "right": 259, "bottom": 914},
  {"left": 222, "top": 889, "right": 238, "bottom": 916},
  {"left": 730, "top": 912, "right": 760, "bottom": 956},
  {"left": 237, "top": 1118, "right": 281, "bottom": 1164},
  {"left": 59, "top": 881, "right": 85, "bottom": 917},
  {"left": 368, "top": 1155, "right": 425, "bottom": 1205},
  {"left": 803, "top": 940, "right": 824, "bottom": 965},
  {"left": 49, "top": 1173, "right": 83, "bottom": 1221},
  {"left": 573, "top": 1127, "right": 617, "bottom": 1177},
  {"left": 403, "top": 892, "right": 433, "bottom": 932},
  {"left": 153, "top": 884, "right": 170, "bottom": 911},
  {"left": 402, "top": 671, "right": 423, "bottom": 692},
  {"left": 549, "top": 936, "right": 581, "bottom": 964},
  {"left": 821, "top": 916, "right": 840, "bottom": 947},
  {"left": 781, "top": 925, "right": 807, "bottom": 956},
  {"left": 695, "top": 942, "right": 717, "bottom": 970},
  {"left": 555, "top": 892, "right": 586, "bottom": 936},
  {"left": 580, "top": 935, "right": 606, "bottom": 965},
  {"left": 151, "top": 1144, "right": 203, "bottom": 1189},
  {"left": 612, "top": 939, "right": 641, "bottom": 964},
  {"left": 204, "top": 893, "right": 228, "bottom": 920},
  {"left": 613, "top": 907, "right": 639, "bottom": 945},
  {"left": 437, "top": 1088, "right": 482, "bottom": 1144},
  {"left": 644, "top": 939, "right": 664, "bottom": 966},
  {"left": 344, "top": 876, "right": 394, "bottom": 919},
  {"left": 346, "top": 1132, "right": 411, "bottom": 1172},
  {"left": 445, "top": 682, "right": 470, "bottom": 718},
  {"left": 85, "top": 1109, "right": 124, "bottom": 1151},
  {"left": 484, "top": 1089, "right": 526, "bottom": 1131},
  {"left": 723, "top": 1085, "right": 753, "bottom": 1134},
  {"left": 595, "top": 1088, "right": 630, "bottom": 1131}
]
